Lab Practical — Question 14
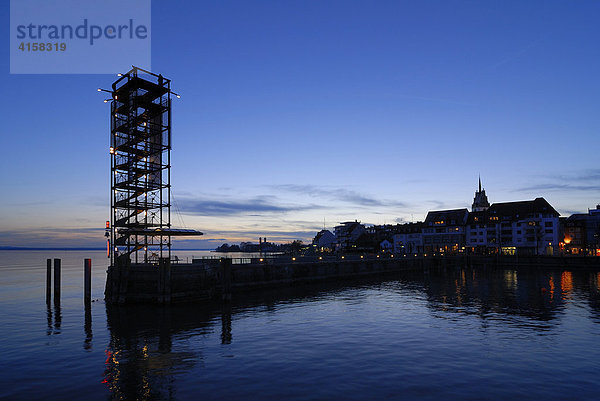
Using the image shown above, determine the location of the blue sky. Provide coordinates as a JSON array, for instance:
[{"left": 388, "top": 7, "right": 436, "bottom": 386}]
[{"left": 1, "top": 0, "right": 599, "bottom": 248}]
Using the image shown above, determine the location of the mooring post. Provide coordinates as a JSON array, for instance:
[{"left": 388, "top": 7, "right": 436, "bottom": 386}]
[
  {"left": 84, "top": 259, "right": 92, "bottom": 304},
  {"left": 53, "top": 258, "right": 61, "bottom": 304},
  {"left": 46, "top": 259, "right": 52, "bottom": 303}
]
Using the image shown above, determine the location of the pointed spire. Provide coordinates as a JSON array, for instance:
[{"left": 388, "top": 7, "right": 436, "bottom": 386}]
[{"left": 472, "top": 175, "right": 490, "bottom": 212}]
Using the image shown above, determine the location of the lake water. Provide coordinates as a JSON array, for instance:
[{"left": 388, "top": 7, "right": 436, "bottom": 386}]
[{"left": 1, "top": 250, "right": 599, "bottom": 400}]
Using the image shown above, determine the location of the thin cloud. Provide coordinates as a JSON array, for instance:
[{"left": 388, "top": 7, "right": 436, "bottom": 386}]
[
  {"left": 571, "top": 169, "right": 600, "bottom": 182},
  {"left": 516, "top": 183, "right": 599, "bottom": 192},
  {"left": 515, "top": 169, "right": 600, "bottom": 193},
  {"left": 5, "top": 200, "right": 55, "bottom": 207},
  {"left": 204, "top": 228, "right": 316, "bottom": 238},
  {"left": 0, "top": 227, "right": 106, "bottom": 248},
  {"left": 395, "top": 94, "right": 475, "bottom": 107},
  {"left": 270, "top": 184, "right": 406, "bottom": 208},
  {"left": 488, "top": 38, "right": 544, "bottom": 71},
  {"left": 0, "top": 227, "right": 105, "bottom": 236},
  {"left": 177, "top": 196, "right": 323, "bottom": 216},
  {"left": 427, "top": 200, "right": 448, "bottom": 210}
]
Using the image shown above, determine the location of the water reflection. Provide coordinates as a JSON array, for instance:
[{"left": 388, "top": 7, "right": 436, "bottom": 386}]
[
  {"left": 104, "top": 305, "right": 215, "bottom": 400},
  {"left": 46, "top": 303, "right": 62, "bottom": 336},
  {"left": 589, "top": 272, "right": 600, "bottom": 323},
  {"left": 54, "top": 303, "right": 61, "bottom": 332},
  {"left": 46, "top": 303, "right": 52, "bottom": 336},
  {"left": 84, "top": 304, "right": 92, "bottom": 351},
  {"left": 424, "top": 268, "right": 558, "bottom": 321},
  {"left": 102, "top": 267, "right": 600, "bottom": 400},
  {"left": 102, "top": 284, "right": 358, "bottom": 400},
  {"left": 220, "top": 305, "right": 232, "bottom": 345},
  {"left": 415, "top": 267, "right": 600, "bottom": 324}
]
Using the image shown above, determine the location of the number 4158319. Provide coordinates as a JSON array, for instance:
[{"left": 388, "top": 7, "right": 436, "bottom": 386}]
[{"left": 18, "top": 42, "right": 66, "bottom": 51}]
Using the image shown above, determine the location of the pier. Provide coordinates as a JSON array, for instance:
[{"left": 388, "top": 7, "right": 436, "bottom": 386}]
[
  {"left": 105, "top": 255, "right": 420, "bottom": 304},
  {"left": 104, "top": 254, "right": 600, "bottom": 304}
]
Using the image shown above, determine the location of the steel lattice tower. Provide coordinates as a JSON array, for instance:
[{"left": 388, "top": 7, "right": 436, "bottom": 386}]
[{"left": 108, "top": 67, "right": 173, "bottom": 265}]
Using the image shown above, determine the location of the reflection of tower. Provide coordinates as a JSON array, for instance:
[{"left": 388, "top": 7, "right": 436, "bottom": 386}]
[
  {"left": 104, "top": 305, "right": 210, "bottom": 399},
  {"left": 472, "top": 176, "right": 490, "bottom": 212}
]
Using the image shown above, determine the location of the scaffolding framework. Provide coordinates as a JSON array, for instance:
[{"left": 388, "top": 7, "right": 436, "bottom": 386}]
[
  {"left": 109, "top": 67, "right": 174, "bottom": 265},
  {"left": 106, "top": 67, "right": 202, "bottom": 266}
]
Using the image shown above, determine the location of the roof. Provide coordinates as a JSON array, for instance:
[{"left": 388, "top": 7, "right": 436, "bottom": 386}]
[
  {"left": 335, "top": 221, "right": 364, "bottom": 232},
  {"left": 394, "top": 222, "right": 424, "bottom": 233},
  {"left": 424, "top": 208, "right": 469, "bottom": 226},
  {"left": 313, "top": 229, "right": 335, "bottom": 241},
  {"left": 487, "top": 197, "right": 559, "bottom": 219}
]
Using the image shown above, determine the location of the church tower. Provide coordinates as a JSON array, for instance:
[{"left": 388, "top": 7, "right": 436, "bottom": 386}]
[{"left": 472, "top": 176, "right": 490, "bottom": 212}]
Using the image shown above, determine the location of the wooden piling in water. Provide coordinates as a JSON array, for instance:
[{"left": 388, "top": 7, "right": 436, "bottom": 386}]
[
  {"left": 84, "top": 259, "right": 92, "bottom": 304},
  {"left": 46, "top": 259, "right": 52, "bottom": 303},
  {"left": 53, "top": 258, "right": 61, "bottom": 303}
]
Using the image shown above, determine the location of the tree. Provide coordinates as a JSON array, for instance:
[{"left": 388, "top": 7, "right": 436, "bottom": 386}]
[{"left": 290, "top": 240, "right": 304, "bottom": 255}]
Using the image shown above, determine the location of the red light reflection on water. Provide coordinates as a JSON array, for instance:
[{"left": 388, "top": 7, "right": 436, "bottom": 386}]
[{"left": 102, "top": 348, "right": 120, "bottom": 393}]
